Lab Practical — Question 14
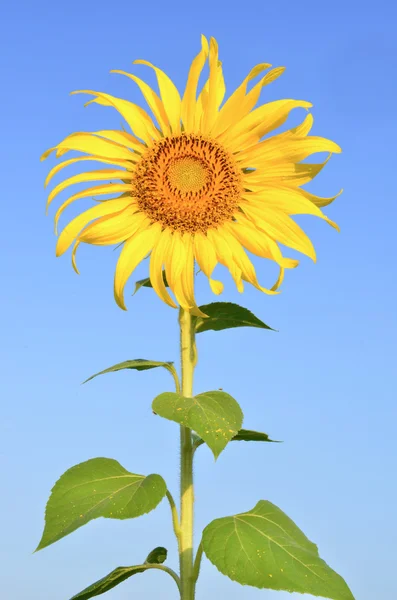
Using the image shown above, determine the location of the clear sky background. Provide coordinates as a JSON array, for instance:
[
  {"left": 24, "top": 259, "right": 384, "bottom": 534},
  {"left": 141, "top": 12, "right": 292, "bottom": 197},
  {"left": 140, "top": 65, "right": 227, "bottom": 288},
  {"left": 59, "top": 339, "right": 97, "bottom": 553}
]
[{"left": 1, "top": 0, "right": 396, "bottom": 599}]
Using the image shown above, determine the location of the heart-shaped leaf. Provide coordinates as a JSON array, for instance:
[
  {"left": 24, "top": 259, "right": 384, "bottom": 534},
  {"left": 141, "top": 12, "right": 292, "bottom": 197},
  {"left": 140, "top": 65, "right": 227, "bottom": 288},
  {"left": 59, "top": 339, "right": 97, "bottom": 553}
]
[
  {"left": 83, "top": 359, "right": 175, "bottom": 384},
  {"left": 69, "top": 547, "right": 168, "bottom": 600},
  {"left": 202, "top": 500, "right": 355, "bottom": 599},
  {"left": 152, "top": 391, "right": 243, "bottom": 458},
  {"left": 36, "top": 458, "right": 166, "bottom": 551},
  {"left": 194, "top": 302, "right": 275, "bottom": 334}
]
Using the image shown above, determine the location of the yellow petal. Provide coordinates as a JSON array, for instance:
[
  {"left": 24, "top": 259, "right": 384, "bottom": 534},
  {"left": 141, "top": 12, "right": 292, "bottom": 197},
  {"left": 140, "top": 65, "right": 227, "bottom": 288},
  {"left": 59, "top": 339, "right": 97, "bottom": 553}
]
[
  {"left": 41, "top": 133, "right": 81, "bottom": 160},
  {"left": 181, "top": 35, "right": 209, "bottom": 132},
  {"left": 44, "top": 156, "right": 133, "bottom": 188},
  {"left": 56, "top": 197, "right": 133, "bottom": 256},
  {"left": 242, "top": 106, "right": 312, "bottom": 151},
  {"left": 193, "top": 231, "right": 224, "bottom": 295},
  {"left": 54, "top": 183, "right": 131, "bottom": 233},
  {"left": 164, "top": 231, "right": 183, "bottom": 291},
  {"left": 241, "top": 203, "right": 317, "bottom": 261},
  {"left": 195, "top": 57, "right": 225, "bottom": 133},
  {"left": 224, "top": 218, "right": 298, "bottom": 268},
  {"left": 271, "top": 266, "right": 285, "bottom": 291},
  {"left": 71, "top": 205, "right": 145, "bottom": 274},
  {"left": 216, "top": 228, "right": 279, "bottom": 295},
  {"left": 133, "top": 60, "right": 182, "bottom": 134},
  {"left": 288, "top": 113, "right": 314, "bottom": 137},
  {"left": 211, "top": 62, "right": 272, "bottom": 137},
  {"left": 93, "top": 129, "right": 146, "bottom": 153},
  {"left": 78, "top": 206, "right": 148, "bottom": 245},
  {"left": 71, "top": 90, "right": 159, "bottom": 145},
  {"left": 242, "top": 187, "right": 340, "bottom": 231},
  {"left": 236, "top": 66, "right": 286, "bottom": 125},
  {"left": 164, "top": 233, "right": 189, "bottom": 304},
  {"left": 207, "top": 229, "right": 244, "bottom": 292},
  {"left": 201, "top": 38, "right": 221, "bottom": 133},
  {"left": 288, "top": 155, "right": 331, "bottom": 185},
  {"left": 301, "top": 187, "right": 343, "bottom": 208},
  {"left": 242, "top": 155, "right": 331, "bottom": 188},
  {"left": 173, "top": 235, "right": 195, "bottom": 308},
  {"left": 41, "top": 147, "right": 57, "bottom": 161},
  {"left": 110, "top": 70, "right": 171, "bottom": 136},
  {"left": 221, "top": 99, "right": 312, "bottom": 152},
  {"left": 47, "top": 169, "right": 134, "bottom": 208},
  {"left": 194, "top": 84, "right": 209, "bottom": 131},
  {"left": 71, "top": 240, "right": 81, "bottom": 274},
  {"left": 170, "top": 234, "right": 206, "bottom": 317},
  {"left": 164, "top": 231, "right": 194, "bottom": 310},
  {"left": 249, "top": 112, "right": 314, "bottom": 148},
  {"left": 70, "top": 210, "right": 147, "bottom": 274},
  {"left": 208, "top": 278, "right": 224, "bottom": 295},
  {"left": 149, "top": 229, "right": 178, "bottom": 308},
  {"left": 237, "top": 135, "right": 342, "bottom": 167},
  {"left": 114, "top": 223, "right": 162, "bottom": 310},
  {"left": 54, "top": 132, "right": 136, "bottom": 162},
  {"left": 216, "top": 61, "right": 226, "bottom": 110}
]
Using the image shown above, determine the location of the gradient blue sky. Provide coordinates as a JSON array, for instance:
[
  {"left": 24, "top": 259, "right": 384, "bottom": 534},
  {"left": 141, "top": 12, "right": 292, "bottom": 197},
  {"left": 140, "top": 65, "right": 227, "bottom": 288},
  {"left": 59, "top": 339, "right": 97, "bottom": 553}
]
[{"left": 1, "top": 0, "right": 396, "bottom": 599}]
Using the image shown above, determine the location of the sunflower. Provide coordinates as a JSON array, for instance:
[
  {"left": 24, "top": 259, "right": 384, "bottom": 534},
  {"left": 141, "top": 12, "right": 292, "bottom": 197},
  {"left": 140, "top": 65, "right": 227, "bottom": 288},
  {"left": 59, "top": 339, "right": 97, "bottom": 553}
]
[{"left": 42, "top": 35, "right": 341, "bottom": 316}]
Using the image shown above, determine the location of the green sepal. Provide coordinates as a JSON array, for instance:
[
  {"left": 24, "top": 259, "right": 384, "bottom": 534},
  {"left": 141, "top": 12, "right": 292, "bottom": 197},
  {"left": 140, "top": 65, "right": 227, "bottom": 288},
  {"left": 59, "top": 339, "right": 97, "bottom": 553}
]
[
  {"left": 69, "top": 547, "right": 167, "bottom": 600},
  {"left": 152, "top": 390, "right": 243, "bottom": 459},
  {"left": 35, "top": 458, "right": 167, "bottom": 551},
  {"left": 133, "top": 271, "right": 168, "bottom": 295},
  {"left": 82, "top": 359, "right": 175, "bottom": 384},
  {"left": 194, "top": 302, "right": 275, "bottom": 334},
  {"left": 193, "top": 428, "right": 281, "bottom": 449},
  {"left": 144, "top": 546, "right": 167, "bottom": 564},
  {"left": 202, "top": 500, "right": 355, "bottom": 599}
]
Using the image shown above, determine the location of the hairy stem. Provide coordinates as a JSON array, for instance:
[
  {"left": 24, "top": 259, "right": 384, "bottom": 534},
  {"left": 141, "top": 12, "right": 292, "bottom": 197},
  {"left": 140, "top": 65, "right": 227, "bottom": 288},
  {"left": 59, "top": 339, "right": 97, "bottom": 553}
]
[{"left": 179, "top": 307, "right": 196, "bottom": 600}]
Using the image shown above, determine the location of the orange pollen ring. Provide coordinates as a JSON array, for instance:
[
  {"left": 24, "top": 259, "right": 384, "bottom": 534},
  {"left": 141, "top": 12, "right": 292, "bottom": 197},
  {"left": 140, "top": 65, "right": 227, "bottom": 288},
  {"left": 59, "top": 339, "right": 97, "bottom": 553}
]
[{"left": 131, "top": 133, "right": 243, "bottom": 233}]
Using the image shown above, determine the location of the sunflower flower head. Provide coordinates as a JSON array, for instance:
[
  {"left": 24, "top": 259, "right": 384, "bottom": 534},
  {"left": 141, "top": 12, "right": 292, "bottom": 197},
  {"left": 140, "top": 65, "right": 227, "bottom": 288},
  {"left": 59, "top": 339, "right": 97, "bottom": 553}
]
[{"left": 42, "top": 35, "right": 342, "bottom": 316}]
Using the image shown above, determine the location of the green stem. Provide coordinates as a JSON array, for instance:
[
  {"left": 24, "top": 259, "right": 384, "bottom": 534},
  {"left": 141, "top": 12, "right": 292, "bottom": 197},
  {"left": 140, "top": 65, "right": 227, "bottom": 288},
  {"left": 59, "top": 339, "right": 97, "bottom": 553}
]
[
  {"left": 179, "top": 307, "right": 196, "bottom": 600},
  {"left": 137, "top": 563, "right": 181, "bottom": 593}
]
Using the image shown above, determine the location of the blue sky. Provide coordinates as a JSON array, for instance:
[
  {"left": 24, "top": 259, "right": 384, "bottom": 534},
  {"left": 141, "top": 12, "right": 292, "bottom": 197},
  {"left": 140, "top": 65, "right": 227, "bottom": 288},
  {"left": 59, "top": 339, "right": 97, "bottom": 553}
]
[{"left": 1, "top": 0, "right": 396, "bottom": 599}]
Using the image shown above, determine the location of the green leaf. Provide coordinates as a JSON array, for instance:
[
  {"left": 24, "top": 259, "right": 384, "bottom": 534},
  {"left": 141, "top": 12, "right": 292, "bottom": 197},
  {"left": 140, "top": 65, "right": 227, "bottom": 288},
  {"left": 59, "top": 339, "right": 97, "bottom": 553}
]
[
  {"left": 36, "top": 458, "right": 167, "bottom": 551},
  {"left": 233, "top": 428, "right": 281, "bottom": 443},
  {"left": 82, "top": 359, "right": 174, "bottom": 384},
  {"left": 70, "top": 547, "right": 167, "bottom": 600},
  {"left": 70, "top": 566, "right": 149, "bottom": 600},
  {"left": 152, "top": 391, "right": 243, "bottom": 458},
  {"left": 69, "top": 547, "right": 168, "bottom": 599},
  {"left": 202, "top": 500, "right": 355, "bottom": 600},
  {"left": 194, "top": 302, "right": 275, "bottom": 334},
  {"left": 133, "top": 270, "right": 168, "bottom": 295},
  {"left": 194, "top": 428, "right": 281, "bottom": 449}
]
